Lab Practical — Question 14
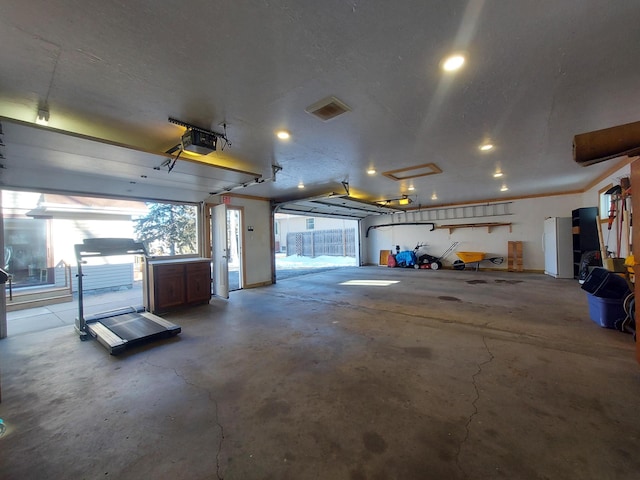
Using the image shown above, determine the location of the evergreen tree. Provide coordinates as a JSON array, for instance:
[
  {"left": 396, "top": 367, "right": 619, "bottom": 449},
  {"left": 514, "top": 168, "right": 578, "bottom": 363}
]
[{"left": 134, "top": 203, "right": 197, "bottom": 255}]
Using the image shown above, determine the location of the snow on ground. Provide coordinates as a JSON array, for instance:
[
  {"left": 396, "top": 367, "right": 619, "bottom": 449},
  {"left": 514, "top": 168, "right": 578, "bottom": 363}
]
[{"left": 275, "top": 253, "right": 357, "bottom": 269}]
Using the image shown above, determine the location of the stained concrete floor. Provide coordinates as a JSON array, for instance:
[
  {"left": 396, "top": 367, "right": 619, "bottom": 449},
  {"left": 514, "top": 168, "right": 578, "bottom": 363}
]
[{"left": 1, "top": 266, "right": 639, "bottom": 480}]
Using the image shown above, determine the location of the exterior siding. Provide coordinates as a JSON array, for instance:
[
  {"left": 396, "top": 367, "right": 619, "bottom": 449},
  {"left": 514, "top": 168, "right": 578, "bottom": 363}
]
[{"left": 70, "top": 263, "right": 134, "bottom": 293}]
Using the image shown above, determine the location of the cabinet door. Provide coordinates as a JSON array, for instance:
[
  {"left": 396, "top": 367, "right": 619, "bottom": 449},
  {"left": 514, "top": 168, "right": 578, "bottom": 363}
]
[
  {"left": 186, "top": 262, "right": 212, "bottom": 304},
  {"left": 154, "top": 264, "right": 186, "bottom": 311}
]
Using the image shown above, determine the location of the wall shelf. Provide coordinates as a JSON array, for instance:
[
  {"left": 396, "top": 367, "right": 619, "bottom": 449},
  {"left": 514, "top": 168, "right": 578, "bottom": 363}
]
[{"left": 435, "top": 222, "right": 512, "bottom": 234}]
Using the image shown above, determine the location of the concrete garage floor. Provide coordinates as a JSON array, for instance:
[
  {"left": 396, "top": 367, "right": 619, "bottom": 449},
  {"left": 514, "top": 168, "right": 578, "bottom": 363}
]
[{"left": 1, "top": 267, "right": 639, "bottom": 479}]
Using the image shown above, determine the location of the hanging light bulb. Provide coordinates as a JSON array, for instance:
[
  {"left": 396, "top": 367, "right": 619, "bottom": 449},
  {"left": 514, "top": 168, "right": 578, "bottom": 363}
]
[{"left": 36, "top": 107, "right": 50, "bottom": 126}]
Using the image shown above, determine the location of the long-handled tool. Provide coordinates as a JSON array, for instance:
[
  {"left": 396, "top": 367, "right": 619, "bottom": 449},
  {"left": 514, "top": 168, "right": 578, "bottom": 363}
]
[
  {"left": 604, "top": 184, "right": 622, "bottom": 256},
  {"left": 414, "top": 242, "right": 459, "bottom": 269}
]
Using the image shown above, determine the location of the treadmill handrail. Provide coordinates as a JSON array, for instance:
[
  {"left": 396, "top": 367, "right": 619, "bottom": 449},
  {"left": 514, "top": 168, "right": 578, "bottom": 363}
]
[{"left": 75, "top": 238, "right": 148, "bottom": 259}]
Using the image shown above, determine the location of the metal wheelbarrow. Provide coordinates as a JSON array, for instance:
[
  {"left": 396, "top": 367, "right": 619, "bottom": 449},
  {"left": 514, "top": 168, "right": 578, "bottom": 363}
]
[{"left": 452, "top": 251, "right": 504, "bottom": 271}]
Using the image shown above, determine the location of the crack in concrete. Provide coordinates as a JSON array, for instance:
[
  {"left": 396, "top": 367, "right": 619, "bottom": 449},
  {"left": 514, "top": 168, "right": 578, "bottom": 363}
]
[
  {"left": 144, "top": 361, "right": 225, "bottom": 479},
  {"left": 172, "top": 368, "right": 226, "bottom": 480},
  {"left": 455, "top": 336, "right": 495, "bottom": 478}
]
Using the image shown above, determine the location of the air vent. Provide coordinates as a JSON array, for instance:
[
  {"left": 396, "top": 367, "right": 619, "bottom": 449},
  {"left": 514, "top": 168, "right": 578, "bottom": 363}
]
[{"left": 305, "top": 96, "right": 351, "bottom": 121}]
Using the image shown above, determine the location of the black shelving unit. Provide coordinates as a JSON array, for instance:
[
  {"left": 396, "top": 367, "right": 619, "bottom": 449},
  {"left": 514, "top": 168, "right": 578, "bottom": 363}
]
[{"left": 572, "top": 207, "right": 599, "bottom": 278}]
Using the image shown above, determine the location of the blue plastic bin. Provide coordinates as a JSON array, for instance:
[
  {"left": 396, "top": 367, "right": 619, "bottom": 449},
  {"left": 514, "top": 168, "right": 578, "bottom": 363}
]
[{"left": 586, "top": 293, "right": 626, "bottom": 329}]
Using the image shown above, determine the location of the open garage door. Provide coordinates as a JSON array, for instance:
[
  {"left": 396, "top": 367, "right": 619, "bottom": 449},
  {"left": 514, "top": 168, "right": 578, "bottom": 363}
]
[
  {"left": 274, "top": 212, "right": 360, "bottom": 280},
  {"left": 273, "top": 194, "right": 403, "bottom": 280}
]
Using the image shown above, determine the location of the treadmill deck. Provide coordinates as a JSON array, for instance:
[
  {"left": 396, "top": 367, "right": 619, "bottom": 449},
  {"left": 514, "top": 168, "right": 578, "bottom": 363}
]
[
  {"left": 98, "top": 312, "right": 170, "bottom": 341},
  {"left": 85, "top": 309, "right": 181, "bottom": 354}
]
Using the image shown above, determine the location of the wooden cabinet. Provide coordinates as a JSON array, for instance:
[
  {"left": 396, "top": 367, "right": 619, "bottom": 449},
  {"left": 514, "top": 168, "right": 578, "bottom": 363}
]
[
  {"left": 143, "top": 258, "right": 211, "bottom": 313},
  {"left": 185, "top": 261, "right": 212, "bottom": 304}
]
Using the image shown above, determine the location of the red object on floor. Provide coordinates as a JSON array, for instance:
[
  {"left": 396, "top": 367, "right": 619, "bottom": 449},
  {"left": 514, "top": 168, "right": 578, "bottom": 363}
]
[{"left": 387, "top": 255, "right": 397, "bottom": 268}]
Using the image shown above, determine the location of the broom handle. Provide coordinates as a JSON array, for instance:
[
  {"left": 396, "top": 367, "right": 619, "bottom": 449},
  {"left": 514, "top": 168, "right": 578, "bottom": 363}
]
[{"left": 596, "top": 215, "right": 607, "bottom": 260}]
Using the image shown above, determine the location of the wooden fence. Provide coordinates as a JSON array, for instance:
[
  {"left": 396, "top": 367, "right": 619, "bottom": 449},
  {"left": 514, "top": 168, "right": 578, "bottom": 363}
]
[{"left": 286, "top": 228, "right": 356, "bottom": 257}]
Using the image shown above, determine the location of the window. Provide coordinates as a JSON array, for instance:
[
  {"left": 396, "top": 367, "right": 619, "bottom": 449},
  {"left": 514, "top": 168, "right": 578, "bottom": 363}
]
[
  {"left": 598, "top": 184, "right": 613, "bottom": 224},
  {"left": 3, "top": 217, "right": 48, "bottom": 286},
  {"left": 2, "top": 190, "right": 159, "bottom": 288},
  {"left": 306, "top": 218, "right": 315, "bottom": 230},
  {"left": 133, "top": 202, "right": 199, "bottom": 256}
]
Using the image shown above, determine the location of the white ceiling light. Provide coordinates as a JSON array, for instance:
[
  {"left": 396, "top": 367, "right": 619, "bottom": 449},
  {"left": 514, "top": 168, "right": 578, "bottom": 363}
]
[
  {"left": 442, "top": 54, "right": 465, "bottom": 72},
  {"left": 276, "top": 130, "right": 290, "bottom": 140},
  {"left": 479, "top": 143, "right": 493, "bottom": 151},
  {"left": 408, "top": 185, "right": 415, "bottom": 191},
  {"left": 367, "top": 168, "right": 376, "bottom": 175},
  {"left": 36, "top": 107, "right": 49, "bottom": 126},
  {"left": 431, "top": 192, "right": 438, "bottom": 200},
  {"left": 298, "top": 182, "right": 305, "bottom": 189},
  {"left": 500, "top": 185, "right": 509, "bottom": 192},
  {"left": 493, "top": 171, "right": 503, "bottom": 178}
]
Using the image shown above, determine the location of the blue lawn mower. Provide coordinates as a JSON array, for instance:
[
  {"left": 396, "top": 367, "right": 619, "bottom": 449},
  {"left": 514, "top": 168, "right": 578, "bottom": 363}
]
[{"left": 390, "top": 242, "right": 459, "bottom": 270}]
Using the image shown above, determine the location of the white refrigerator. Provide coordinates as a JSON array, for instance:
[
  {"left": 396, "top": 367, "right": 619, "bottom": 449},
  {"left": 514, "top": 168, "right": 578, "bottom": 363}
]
[{"left": 543, "top": 217, "right": 574, "bottom": 278}]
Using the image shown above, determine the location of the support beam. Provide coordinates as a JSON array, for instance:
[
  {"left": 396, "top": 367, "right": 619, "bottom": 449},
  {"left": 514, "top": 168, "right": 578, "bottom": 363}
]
[{"left": 574, "top": 120, "right": 640, "bottom": 166}]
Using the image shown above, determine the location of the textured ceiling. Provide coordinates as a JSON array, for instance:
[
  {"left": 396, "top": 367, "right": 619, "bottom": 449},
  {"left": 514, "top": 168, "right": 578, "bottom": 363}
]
[{"left": 0, "top": 0, "right": 638, "bottom": 207}]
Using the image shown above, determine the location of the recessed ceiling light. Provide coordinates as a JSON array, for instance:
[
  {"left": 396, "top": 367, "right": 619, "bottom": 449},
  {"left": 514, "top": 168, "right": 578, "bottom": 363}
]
[
  {"left": 276, "top": 130, "right": 290, "bottom": 140},
  {"left": 367, "top": 168, "right": 376, "bottom": 175},
  {"left": 298, "top": 182, "right": 305, "bottom": 189},
  {"left": 431, "top": 192, "right": 438, "bottom": 200},
  {"left": 408, "top": 185, "right": 415, "bottom": 191},
  {"left": 479, "top": 143, "right": 493, "bottom": 151},
  {"left": 442, "top": 54, "right": 465, "bottom": 72},
  {"left": 493, "top": 171, "right": 503, "bottom": 178},
  {"left": 500, "top": 185, "right": 509, "bottom": 192}
]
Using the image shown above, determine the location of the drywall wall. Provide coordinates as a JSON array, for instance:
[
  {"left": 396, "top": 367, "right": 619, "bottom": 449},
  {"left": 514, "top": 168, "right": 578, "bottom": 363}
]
[
  {"left": 361, "top": 194, "right": 585, "bottom": 271},
  {"left": 209, "top": 161, "right": 633, "bottom": 280},
  {"left": 362, "top": 161, "right": 634, "bottom": 272}
]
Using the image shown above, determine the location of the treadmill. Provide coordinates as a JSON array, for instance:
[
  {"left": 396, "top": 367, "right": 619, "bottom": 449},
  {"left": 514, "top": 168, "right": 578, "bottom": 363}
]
[{"left": 75, "top": 238, "right": 181, "bottom": 355}]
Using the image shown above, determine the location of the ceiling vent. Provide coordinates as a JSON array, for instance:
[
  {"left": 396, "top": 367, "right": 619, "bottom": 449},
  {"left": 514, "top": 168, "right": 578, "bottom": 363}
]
[{"left": 305, "top": 96, "right": 351, "bottom": 121}]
